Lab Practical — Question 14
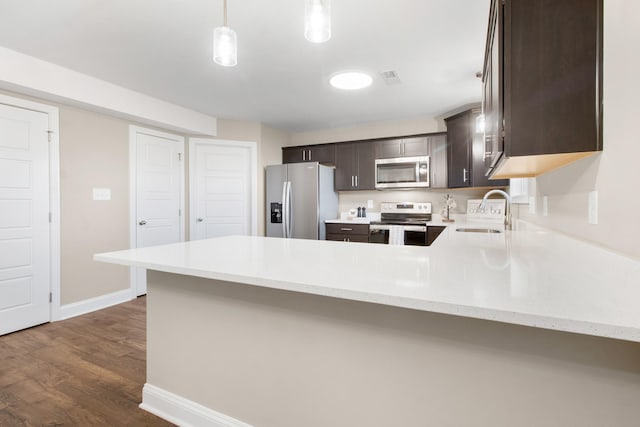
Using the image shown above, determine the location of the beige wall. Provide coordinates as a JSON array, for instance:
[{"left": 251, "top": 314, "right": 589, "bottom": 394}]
[
  {"left": 59, "top": 106, "right": 132, "bottom": 305},
  {"left": 516, "top": 0, "right": 640, "bottom": 259},
  {"left": 289, "top": 115, "right": 442, "bottom": 146},
  {"left": 147, "top": 271, "right": 640, "bottom": 427}
]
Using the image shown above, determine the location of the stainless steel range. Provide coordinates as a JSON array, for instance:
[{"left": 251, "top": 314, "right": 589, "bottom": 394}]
[{"left": 369, "top": 202, "right": 432, "bottom": 246}]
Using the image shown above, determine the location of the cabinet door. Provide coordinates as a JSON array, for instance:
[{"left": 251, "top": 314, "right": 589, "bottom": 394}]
[
  {"left": 334, "top": 143, "right": 357, "bottom": 191},
  {"left": 505, "top": 0, "right": 601, "bottom": 158},
  {"left": 375, "top": 139, "right": 403, "bottom": 158},
  {"left": 282, "top": 147, "right": 303, "bottom": 164},
  {"left": 446, "top": 113, "right": 471, "bottom": 188},
  {"left": 308, "top": 144, "right": 335, "bottom": 164},
  {"left": 402, "top": 137, "right": 429, "bottom": 157},
  {"left": 428, "top": 134, "right": 448, "bottom": 189},
  {"left": 355, "top": 142, "right": 376, "bottom": 190},
  {"left": 483, "top": 0, "right": 503, "bottom": 171}
]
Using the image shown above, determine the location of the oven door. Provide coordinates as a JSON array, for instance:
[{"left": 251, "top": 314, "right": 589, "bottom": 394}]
[
  {"left": 403, "top": 225, "right": 427, "bottom": 246},
  {"left": 375, "top": 156, "right": 430, "bottom": 189},
  {"left": 368, "top": 227, "right": 389, "bottom": 244}
]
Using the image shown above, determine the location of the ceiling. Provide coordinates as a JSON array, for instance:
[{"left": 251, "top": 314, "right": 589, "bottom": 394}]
[{"left": 0, "top": 0, "right": 490, "bottom": 132}]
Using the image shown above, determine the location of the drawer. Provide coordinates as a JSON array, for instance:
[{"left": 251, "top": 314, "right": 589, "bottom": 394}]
[
  {"left": 326, "top": 223, "right": 370, "bottom": 236},
  {"left": 327, "top": 233, "right": 370, "bottom": 243}
]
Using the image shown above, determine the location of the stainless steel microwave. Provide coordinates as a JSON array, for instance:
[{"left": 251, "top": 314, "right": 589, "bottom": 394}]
[{"left": 375, "top": 156, "right": 430, "bottom": 189}]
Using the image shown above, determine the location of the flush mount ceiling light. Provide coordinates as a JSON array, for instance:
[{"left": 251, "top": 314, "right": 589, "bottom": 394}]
[
  {"left": 330, "top": 72, "right": 373, "bottom": 90},
  {"left": 213, "top": 0, "right": 237, "bottom": 67},
  {"left": 305, "top": 0, "right": 331, "bottom": 43}
]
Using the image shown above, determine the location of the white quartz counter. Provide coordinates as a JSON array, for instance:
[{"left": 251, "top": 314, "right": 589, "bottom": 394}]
[{"left": 95, "top": 221, "right": 640, "bottom": 342}]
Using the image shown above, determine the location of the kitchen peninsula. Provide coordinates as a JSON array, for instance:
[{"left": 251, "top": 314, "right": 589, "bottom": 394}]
[{"left": 95, "top": 223, "right": 640, "bottom": 427}]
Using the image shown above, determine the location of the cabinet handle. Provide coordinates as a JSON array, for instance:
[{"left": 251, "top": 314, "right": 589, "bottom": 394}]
[
  {"left": 463, "top": 168, "right": 468, "bottom": 183},
  {"left": 340, "top": 228, "right": 353, "bottom": 231},
  {"left": 351, "top": 176, "right": 355, "bottom": 187},
  {"left": 308, "top": 149, "right": 312, "bottom": 161},
  {"left": 484, "top": 135, "right": 492, "bottom": 160},
  {"left": 355, "top": 175, "right": 358, "bottom": 187},
  {"left": 302, "top": 150, "right": 306, "bottom": 161}
]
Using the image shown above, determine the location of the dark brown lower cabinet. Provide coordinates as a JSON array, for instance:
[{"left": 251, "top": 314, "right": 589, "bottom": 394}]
[
  {"left": 325, "top": 223, "right": 370, "bottom": 242},
  {"left": 427, "top": 226, "right": 446, "bottom": 246}
]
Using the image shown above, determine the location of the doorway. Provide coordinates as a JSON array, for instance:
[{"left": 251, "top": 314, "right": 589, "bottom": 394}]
[
  {"left": 0, "top": 95, "right": 60, "bottom": 335},
  {"left": 188, "top": 138, "right": 257, "bottom": 240},
  {"left": 129, "top": 126, "right": 185, "bottom": 296}
]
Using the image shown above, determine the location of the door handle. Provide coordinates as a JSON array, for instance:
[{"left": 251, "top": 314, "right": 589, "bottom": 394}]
[
  {"left": 196, "top": 218, "right": 204, "bottom": 222},
  {"left": 138, "top": 220, "right": 147, "bottom": 226}
]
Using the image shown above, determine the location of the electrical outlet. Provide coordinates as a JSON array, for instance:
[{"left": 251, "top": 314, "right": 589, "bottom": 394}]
[
  {"left": 588, "top": 191, "right": 598, "bottom": 224},
  {"left": 542, "top": 195, "right": 548, "bottom": 217},
  {"left": 367, "top": 199, "right": 374, "bottom": 209}
]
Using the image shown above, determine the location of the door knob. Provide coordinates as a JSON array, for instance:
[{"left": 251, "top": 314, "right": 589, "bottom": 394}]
[
  {"left": 138, "top": 220, "right": 147, "bottom": 226},
  {"left": 197, "top": 218, "right": 204, "bottom": 222}
]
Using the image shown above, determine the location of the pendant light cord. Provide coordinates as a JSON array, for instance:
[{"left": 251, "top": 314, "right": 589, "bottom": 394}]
[{"left": 223, "top": 0, "right": 228, "bottom": 27}]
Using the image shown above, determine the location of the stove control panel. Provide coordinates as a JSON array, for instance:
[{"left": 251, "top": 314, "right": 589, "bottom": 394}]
[
  {"left": 466, "top": 199, "right": 506, "bottom": 221},
  {"left": 380, "top": 202, "right": 432, "bottom": 214}
]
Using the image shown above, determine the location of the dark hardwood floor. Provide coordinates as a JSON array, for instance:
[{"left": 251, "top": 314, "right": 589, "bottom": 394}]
[{"left": 0, "top": 297, "right": 174, "bottom": 426}]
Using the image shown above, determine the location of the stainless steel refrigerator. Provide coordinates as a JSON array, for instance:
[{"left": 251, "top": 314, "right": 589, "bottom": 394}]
[{"left": 266, "top": 163, "right": 338, "bottom": 240}]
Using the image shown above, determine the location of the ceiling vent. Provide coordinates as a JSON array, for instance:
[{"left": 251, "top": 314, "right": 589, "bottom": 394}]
[{"left": 380, "top": 70, "right": 402, "bottom": 85}]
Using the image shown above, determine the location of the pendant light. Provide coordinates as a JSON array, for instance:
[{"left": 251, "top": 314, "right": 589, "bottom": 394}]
[
  {"left": 305, "top": 0, "right": 331, "bottom": 43},
  {"left": 213, "top": 0, "right": 237, "bottom": 66}
]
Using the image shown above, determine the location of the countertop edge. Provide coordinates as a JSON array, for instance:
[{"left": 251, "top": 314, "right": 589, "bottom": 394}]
[{"left": 94, "top": 253, "right": 640, "bottom": 343}]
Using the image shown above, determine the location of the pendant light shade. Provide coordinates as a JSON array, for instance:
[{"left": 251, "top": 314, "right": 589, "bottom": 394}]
[
  {"left": 305, "top": 0, "right": 331, "bottom": 43},
  {"left": 213, "top": 0, "right": 237, "bottom": 66},
  {"left": 213, "top": 26, "right": 237, "bottom": 66}
]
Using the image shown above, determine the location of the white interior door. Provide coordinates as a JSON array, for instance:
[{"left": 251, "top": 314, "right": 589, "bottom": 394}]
[
  {"left": 0, "top": 104, "right": 50, "bottom": 335},
  {"left": 131, "top": 127, "right": 184, "bottom": 296},
  {"left": 189, "top": 139, "right": 257, "bottom": 240}
]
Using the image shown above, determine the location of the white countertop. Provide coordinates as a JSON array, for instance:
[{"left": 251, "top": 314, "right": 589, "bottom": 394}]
[
  {"left": 325, "top": 218, "right": 372, "bottom": 224},
  {"left": 95, "top": 220, "right": 640, "bottom": 342}
]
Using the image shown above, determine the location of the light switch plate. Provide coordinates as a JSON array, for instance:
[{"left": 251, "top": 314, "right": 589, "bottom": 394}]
[
  {"left": 588, "top": 190, "right": 598, "bottom": 224},
  {"left": 93, "top": 188, "right": 111, "bottom": 201}
]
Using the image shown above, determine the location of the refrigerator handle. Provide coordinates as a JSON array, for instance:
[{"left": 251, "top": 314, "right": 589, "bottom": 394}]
[
  {"left": 281, "top": 181, "right": 288, "bottom": 238},
  {"left": 286, "top": 181, "right": 293, "bottom": 238}
]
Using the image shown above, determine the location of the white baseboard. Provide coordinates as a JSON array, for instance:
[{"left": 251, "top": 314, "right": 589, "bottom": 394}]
[
  {"left": 57, "top": 288, "right": 135, "bottom": 320},
  {"left": 141, "top": 383, "right": 253, "bottom": 427}
]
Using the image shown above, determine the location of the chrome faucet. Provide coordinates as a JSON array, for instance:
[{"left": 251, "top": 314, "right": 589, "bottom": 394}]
[{"left": 480, "top": 189, "right": 512, "bottom": 230}]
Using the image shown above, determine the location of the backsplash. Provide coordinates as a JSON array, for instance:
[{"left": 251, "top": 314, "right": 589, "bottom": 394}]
[{"left": 338, "top": 188, "right": 497, "bottom": 218}]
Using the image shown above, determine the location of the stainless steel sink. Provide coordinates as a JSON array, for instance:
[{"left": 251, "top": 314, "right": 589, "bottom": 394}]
[{"left": 456, "top": 228, "right": 502, "bottom": 234}]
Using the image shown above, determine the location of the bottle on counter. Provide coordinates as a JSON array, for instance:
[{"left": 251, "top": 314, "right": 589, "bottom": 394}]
[
  {"left": 357, "top": 207, "right": 362, "bottom": 217},
  {"left": 361, "top": 207, "right": 366, "bottom": 218}
]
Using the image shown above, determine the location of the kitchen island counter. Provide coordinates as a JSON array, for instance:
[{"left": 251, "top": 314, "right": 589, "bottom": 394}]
[
  {"left": 95, "top": 221, "right": 640, "bottom": 427},
  {"left": 95, "top": 221, "right": 640, "bottom": 342}
]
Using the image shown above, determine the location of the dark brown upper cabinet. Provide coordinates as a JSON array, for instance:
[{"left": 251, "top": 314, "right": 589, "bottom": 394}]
[
  {"left": 375, "top": 137, "right": 429, "bottom": 159},
  {"left": 334, "top": 142, "right": 376, "bottom": 191},
  {"left": 282, "top": 144, "right": 335, "bottom": 165},
  {"left": 446, "top": 109, "right": 509, "bottom": 189},
  {"left": 427, "top": 133, "right": 448, "bottom": 189},
  {"left": 483, "top": 0, "right": 603, "bottom": 179}
]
